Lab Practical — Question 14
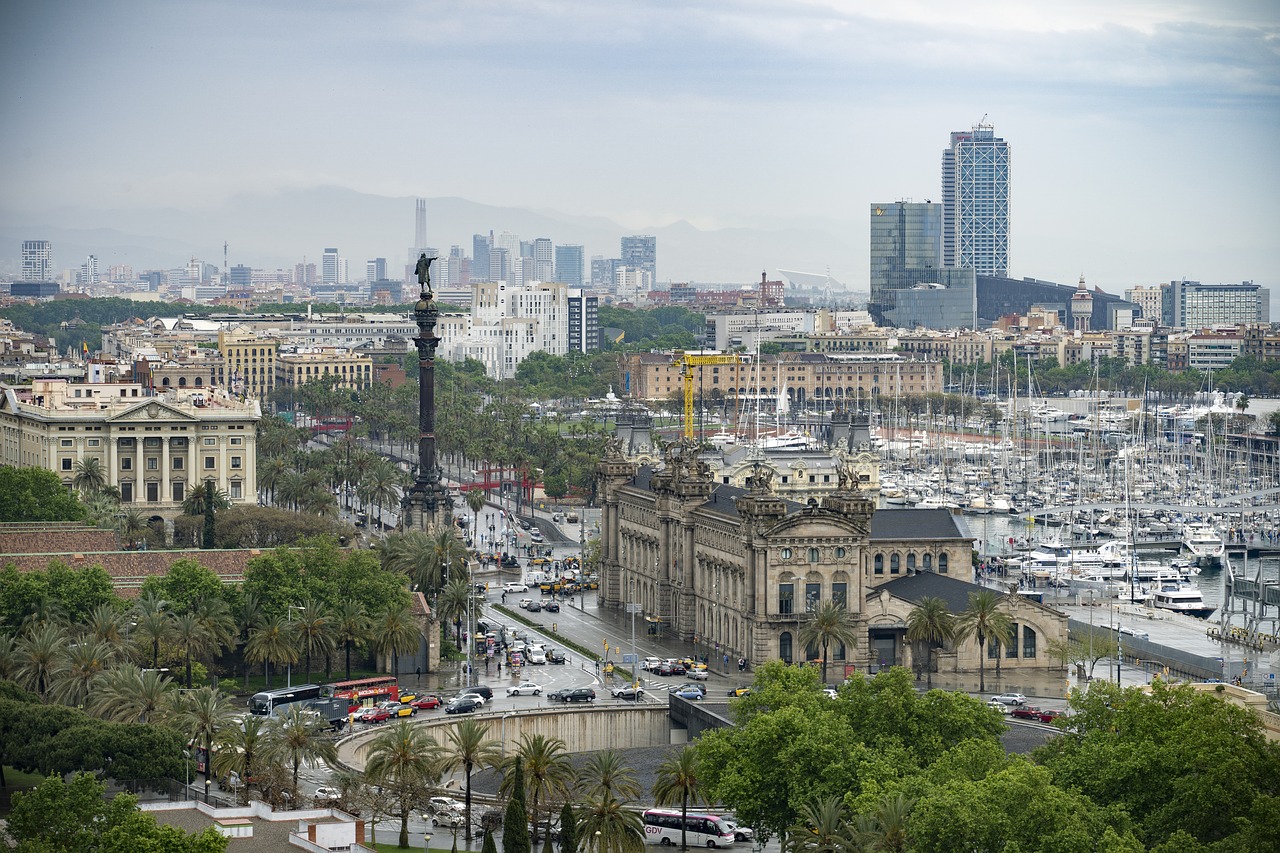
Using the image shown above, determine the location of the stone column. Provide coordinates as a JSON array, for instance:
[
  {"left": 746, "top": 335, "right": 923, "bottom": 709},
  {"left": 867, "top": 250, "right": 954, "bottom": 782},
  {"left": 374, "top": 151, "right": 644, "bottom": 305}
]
[{"left": 161, "top": 436, "right": 171, "bottom": 505}]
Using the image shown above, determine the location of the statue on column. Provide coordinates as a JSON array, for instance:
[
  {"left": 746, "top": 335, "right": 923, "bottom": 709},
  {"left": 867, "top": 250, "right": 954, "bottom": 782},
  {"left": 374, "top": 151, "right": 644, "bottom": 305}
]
[{"left": 415, "top": 253, "right": 435, "bottom": 294}]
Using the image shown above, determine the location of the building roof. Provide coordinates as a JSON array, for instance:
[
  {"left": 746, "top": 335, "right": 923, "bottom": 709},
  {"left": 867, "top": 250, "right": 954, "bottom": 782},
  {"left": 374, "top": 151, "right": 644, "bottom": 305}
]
[
  {"left": 874, "top": 572, "right": 989, "bottom": 612},
  {"left": 869, "top": 509, "right": 970, "bottom": 542}
]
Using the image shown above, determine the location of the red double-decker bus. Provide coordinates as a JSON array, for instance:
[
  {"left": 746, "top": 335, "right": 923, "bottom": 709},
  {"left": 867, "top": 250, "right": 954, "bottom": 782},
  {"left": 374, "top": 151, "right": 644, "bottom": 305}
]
[{"left": 323, "top": 676, "right": 399, "bottom": 712}]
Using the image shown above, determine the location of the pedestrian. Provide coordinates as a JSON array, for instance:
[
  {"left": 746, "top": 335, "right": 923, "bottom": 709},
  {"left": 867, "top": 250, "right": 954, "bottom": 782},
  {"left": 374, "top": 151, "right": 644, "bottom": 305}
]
[
  {"left": 738, "top": 657, "right": 746, "bottom": 672},
  {"left": 415, "top": 665, "right": 421, "bottom": 682},
  {"left": 501, "top": 591, "right": 507, "bottom": 604}
]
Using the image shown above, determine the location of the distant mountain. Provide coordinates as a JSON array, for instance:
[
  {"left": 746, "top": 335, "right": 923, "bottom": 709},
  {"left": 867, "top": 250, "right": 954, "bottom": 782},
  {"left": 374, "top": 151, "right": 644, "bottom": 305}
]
[{"left": 0, "top": 188, "right": 860, "bottom": 287}]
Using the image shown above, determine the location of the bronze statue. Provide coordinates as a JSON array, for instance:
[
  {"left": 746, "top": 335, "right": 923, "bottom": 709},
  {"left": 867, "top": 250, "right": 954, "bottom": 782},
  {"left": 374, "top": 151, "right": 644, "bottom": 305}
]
[{"left": 415, "top": 253, "right": 436, "bottom": 293}]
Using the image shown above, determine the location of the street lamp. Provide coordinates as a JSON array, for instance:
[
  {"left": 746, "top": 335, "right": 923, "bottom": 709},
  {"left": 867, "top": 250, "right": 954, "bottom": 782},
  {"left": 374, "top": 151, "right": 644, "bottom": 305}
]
[
  {"left": 204, "top": 777, "right": 211, "bottom": 804},
  {"left": 423, "top": 832, "right": 434, "bottom": 853},
  {"left": 286, "top": 604, "right": 302, "bottom": 688}
]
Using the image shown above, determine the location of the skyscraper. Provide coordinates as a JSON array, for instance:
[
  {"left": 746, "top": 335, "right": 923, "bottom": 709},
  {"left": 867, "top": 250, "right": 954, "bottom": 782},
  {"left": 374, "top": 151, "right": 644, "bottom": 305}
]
[
  {"left": 415, "top": 198, "right": 427, "bottom": 250},
  {"left": 621, "top": 235, "right": 657, "bottom": 283},
  {"left": 941, "top": 122, "right": 1010, "bottom": 277},
  {"left": 532, "top": 238, "right": 554, "bottom": 282},
  {"left": 473, "top": 233, "right": 492, "bottom": 282},
  {"left": 21, "top": 240, "right": 52, "bottom": 280},
  {"left": 869, "top": 201, "right": 975, "bottom": 329},
  {"left": 322, "top": 248, "right": 340, "bottom": 284},
  {"left": 367, "top": 258, "right": 387, "bottom": 282},
  {"left": 554, "top": 244, "right": 584, "bottom": 287}
]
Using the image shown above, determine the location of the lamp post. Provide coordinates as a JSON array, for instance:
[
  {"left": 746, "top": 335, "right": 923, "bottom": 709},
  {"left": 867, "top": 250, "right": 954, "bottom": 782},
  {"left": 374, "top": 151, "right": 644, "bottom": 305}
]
[
  {"left": 204, "top": 777, "right": 211, "bottom": 804},
  {"left": 423, "top": 831, "right": 434, "bottom": 853},
  {"left": 286, "top": 604, "right": 302, "bottom": 688}
]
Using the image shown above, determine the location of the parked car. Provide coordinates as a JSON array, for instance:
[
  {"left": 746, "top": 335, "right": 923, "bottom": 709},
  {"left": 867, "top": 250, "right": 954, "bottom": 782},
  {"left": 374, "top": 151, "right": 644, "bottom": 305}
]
[
  {"left": 548, "top": 687, "right": 596, "bottom": 703},
  {"left": 724, "top": 821, "right": 753, "bottom": 843},
  {"left": 686, "top": 667, "right": 709, "bottom": 680},
  {"left": 425, "top": 796, "right": 467, "bottom": 827},
  {"left": 314, "top": 786, "right": 342, "bottom": 803},
  {"left": 544, "top": 601, "right": 560, "bottom": 613},
  {"left": 990, "top": 693, "right": 1028, "bottom": 706},
  {"left": 672, "top": 685, "right": 704, "bottom": 700},
  {"left": 986, "top": 699, "right": 1011, "bottom": 714},
  {"left": 611, "top": 685, "right": 645, "bottom": 701},
  {"left": 355, "top": 706, "right": 391, "bottom": 723},
  {"left": 445, "top": 696, "right": 482, "bottom": 714},
  {"left": 727, "top": 686, "right": 752, "bottom": 697},
  {"left": 410, "top": 695, "right": 443, "bottom": 710},
  {"left": 546, "top": 649, "right": 567, "bottom": 665},
  {"left": 377, "top": 700, "right": 415, "bottom": 718},
  {"left": 1011, "top": 706, "right": 1064, "bottom": 723},
  {"left": 507, "top": 681, "right": 542, "bottom": 696},
  {"left": 503, "top": 582, "right": 529, "bottom": 593},
  {"left": 674, "top": 682, "right": 706, "bottom": 697}
]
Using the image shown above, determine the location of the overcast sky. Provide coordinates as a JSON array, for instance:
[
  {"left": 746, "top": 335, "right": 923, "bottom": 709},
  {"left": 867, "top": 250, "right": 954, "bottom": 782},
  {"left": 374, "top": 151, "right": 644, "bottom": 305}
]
[{"left": 2, "top": 1, "right": 1277, "bottom": 300}]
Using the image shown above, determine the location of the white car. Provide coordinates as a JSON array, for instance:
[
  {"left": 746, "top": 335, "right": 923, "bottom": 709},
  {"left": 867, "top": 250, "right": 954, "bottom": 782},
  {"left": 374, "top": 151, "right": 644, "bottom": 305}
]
[
  {"left": 456, "top": 691, "right": 487, "bottom": 706},
  {"left": 987, "top": 699, "right": 1012, "bottom": 714},
  {"left": 527, "top": 648, "right": 547, "bottom": 665},
  {"left": 990, "top": 693, "right": 1027, "bottom": 706},
  {"left": 517, "top": 598, "right": 534, "bottom": 609},
  {"left": 686, "top": 667, "right": 709, "bottom": 680},
  {"left": 640, "top": 657, "right": 663, "bottom": 672},
  {"left": 507, "top": 681, "right": 542, "bottom": 696},
  {"left": 314, "top": 786, "right": 342, "bottom": 802},
  {"left": 503, "top": 582, "right": 529, "bottom": 593}
]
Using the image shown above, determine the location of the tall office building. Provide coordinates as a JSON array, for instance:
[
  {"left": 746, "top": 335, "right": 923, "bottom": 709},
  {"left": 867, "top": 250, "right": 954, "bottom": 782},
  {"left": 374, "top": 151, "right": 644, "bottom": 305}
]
[
  {"left": 1163, "top": 280, "right": 1270, "bottom": 329},
  {"left": 322, "top": 248, "right": 340, "bottom": 284},
  {"left": 554, "top": 244, "right": 584, "bottom": 287},
  {"left": 621, "top": 235, "right": 657, "bottom": 283},
  {"left": 495, "top": 231, "right": 521, "bottom": 261},
  {"left": 415, "top": 198, "right": 427, "bottom": 249},
  {"left": 77, "top": 255, "right": 99, "bottom": 287},
  {"left": 367, "top": 258, "right": 387, "bottom": 282},
  {"left": 473, "top": 233, "right": 492, "bottom": 282},
  {"left": 568, "top": 289, "right": 599, "bottom": 353},
  {"left": 489, "top": 247, "right": 510, "bottom": 283},
  {"left": 21, "top": 240, "right": 53, "bottom": 280},
  {"left": 532, "top": 238, "right": 554, "bottom": 282},
  {"left": 869, "top": 201, "right": 975, "bottom": 329},
  {"left": 941, "top": 123, "right": 1010, "bottom": 277}
]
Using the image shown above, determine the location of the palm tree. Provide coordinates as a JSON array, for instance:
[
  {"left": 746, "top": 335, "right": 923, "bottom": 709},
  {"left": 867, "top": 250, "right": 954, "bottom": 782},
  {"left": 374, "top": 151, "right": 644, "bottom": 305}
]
[
  {"left": 466, "top": 487, "right": 487, "bottom": 543},
  {"left": 263, "top": 705, "right": 341, "bottom": 799},
  {"left": 577, "top": 749, "right": 641, "bottom": 802},
  {"left": 360, "top": 457, "right": 405, "bottom": 532},
  {"left": 955, "top": 589, "right": 1014, "bottom": 693},
  {"left": 172, "top": 613, "right": 213, "bottom": 688},
  {"left": 370, "top": 601, "right": 420, "bottom": 678},
  {"left": 502, "top": 733, "right": 575, "bottom": 843},
  {"left": 904, "top": 596, "right": 956, "bottom": 689},
  {"left": 182, "top": 481, "right": 230, "bottom": 516},
  {"left": 118, "top": 509, "right": 148, "bottom": 548},
  {"left": 89, "top": 664, "right": 174, "bottom": 723},
  {"left": 380, "top": 529, "right": 468, "bottom": 595},
  {"left": 0, "top": 633, "right": 16, "bottom": 681},
  {"left": 851, "top": 793, "right": 913, "bottom": 853},
  {"left": 132, "top": 608, "right": 173, "bottom": 670},
  {"left": 438, "top": 576, "right": 471, "bottom": 649},
  {"left": 578, "top": 794, "right": 644, "bottom": 853},
  {"left": 192, "top": 595, "right": 237, "bottom": 660},
  {"left": 49, "top": 640, "right": 113, "bottom": 707},
  {"left": 14, "top": 623, "right": 68, "bottom": 700},
  {"left": 294, "top": 598, "right": 335, "bottom": 684},
  {"left": 652, "top": 748, "right": 703, "bottom": 850},
  {"left": 166, "top": 685, "right": 236, "bottom": 787},
  {"left": 364, "top": 720, "right": 443, "bottom": 849},
  {"left": 783, "top": 797, "right": 854, "bottom": 853},
  {"left": 245, "top": 614, "right": 298, "bottom": 688},
  {"left": 83, "top": 603, "right": 129, "bottom": 662},
  {"left": 72, "top": 456, "right": 108, "bottom": 495},
  {"left": 439, "top": 719, "right": 502, "bottom": 841},
  {"left": 333, "top": 600, "right": 369, "bottom": 681},
  {"left": 796, "top": 600, "right": 861, "bottom": 686},
  {"left": 212, "top": 714, "right": 267, "bottom": 800},
  {"left": 234, "top": 591, "right": 264, "bottom": 687}
]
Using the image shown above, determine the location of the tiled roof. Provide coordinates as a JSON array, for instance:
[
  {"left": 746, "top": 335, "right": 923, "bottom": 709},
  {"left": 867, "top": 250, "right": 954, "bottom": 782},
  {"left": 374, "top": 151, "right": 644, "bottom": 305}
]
[
  {"left": 874, "top": 572, "right": 988, "bottom": 612},
  {"left": 870, "top": 509, "right": 969, "bottom": 541}
]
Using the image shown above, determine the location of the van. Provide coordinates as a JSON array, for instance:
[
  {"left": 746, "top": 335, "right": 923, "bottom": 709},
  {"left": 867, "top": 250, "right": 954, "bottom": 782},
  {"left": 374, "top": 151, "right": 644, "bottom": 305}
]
[
  {"left": 458, "top": 684, "right": 493, "bottom": 702},
  {"left": 565, "top": 512, "right": 579, "bottom": 524}
]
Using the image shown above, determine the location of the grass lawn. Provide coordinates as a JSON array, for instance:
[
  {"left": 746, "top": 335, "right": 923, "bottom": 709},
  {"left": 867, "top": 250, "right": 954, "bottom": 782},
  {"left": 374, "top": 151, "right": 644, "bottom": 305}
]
[{"left": 369, "top": 842, "right": 446, "bottom": 852}]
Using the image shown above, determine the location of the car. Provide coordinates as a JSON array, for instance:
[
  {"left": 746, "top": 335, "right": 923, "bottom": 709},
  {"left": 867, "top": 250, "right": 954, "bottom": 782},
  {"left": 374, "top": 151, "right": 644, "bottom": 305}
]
[
  {"left": 990, "top": 693, "right": 1028, "bottom": 706},
  {"left": 611, "top": 685, "right": 645, "bottom": 701},
  {"left": 377, "top": 700, "right": 415, "bottom": 718},
  {"left": 686, "top": 667, "right": 709, "bottom": 680},
  {"left": 672, "top": 685, "right": 704, "bottom": 700},
  {"left": 546, "top": 649, "right": 567, "bottom": 665},
  {"left": 355, "top": 706, "right": 391, "bottom": 723},
  {"left": 544, "top": 601, "right": 560, "bottom": 613},
  {"left": 410, "top": 695, "right": 442, "bottom": 710},
  {"left": 503, "top": 582, "right": 529, "bottom": 593},
  {"left": 527, "top": 648, "right": 547, "bottom": 664},
  {"left": 507, "top": 681, "right": 542, "bottom": 696},
  {"left": 517, "top": 597, "right": 534, "bottom": 609},
  {"left": 674, "top": 682, "right": 706, "bottom": 697},
  {"left": 640, "top": 657, "right": 663, "bottom": 672},
  {"left": 425, "top": 796, "right": 467, "bottom": 827},
  {"left": 548, "top": 687, "right": 596, "bottom": 703},
  {"left": 986, "top": 699, "right": 1011, "bottom": 714},
  {"left": 1009, "top": 705, "right": 1044, "bottom": 720},
  {"left": 314, "top": 786, "right": 342, "bottom": 803},
  {"left": 526, "top": 601, "right": 543, "bottom": 612},
  {"left": 724, "top": 821, "right": 753, "bottom": 843},
  {"left": 445, "top": 696, "right": 482, "bottom": 714},
  {"left": 455, "top": 691, "right": 486, "bottom": 706},
  {"left": 655, "top": 662, "right": 686, "bottom": 676},
  {"left": 727, "top": 686, "right": 752, "bottom": 697},
  {"left": 821, "top": 688, "right": 838, "bottom": 699}
]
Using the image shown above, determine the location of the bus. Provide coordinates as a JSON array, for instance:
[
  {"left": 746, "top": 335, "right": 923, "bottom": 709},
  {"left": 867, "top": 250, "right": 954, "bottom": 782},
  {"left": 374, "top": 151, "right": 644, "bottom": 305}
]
[
  {"left": 248, "top": 684, "right": 323, "bottom": 716},
  {"left": 642, "top": 810, "right": 736, "bottom": 847},
  {"left": 323, "top": 676, "right": 400, "bottom": 712}
]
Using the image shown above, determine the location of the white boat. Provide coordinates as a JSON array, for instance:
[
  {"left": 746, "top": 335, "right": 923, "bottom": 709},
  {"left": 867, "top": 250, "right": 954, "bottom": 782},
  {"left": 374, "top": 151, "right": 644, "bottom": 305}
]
[
  {"left": 1150, "top": 583, "right": 1215, "bottom": 619},
  {"left": 1182, "top": 523, "right": 1224, "bottom": 565}
]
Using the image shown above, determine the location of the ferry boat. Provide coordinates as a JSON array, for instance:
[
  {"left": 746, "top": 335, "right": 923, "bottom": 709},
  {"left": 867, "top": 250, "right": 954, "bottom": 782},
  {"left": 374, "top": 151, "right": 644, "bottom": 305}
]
[{"left": 1150, "top": 582, "right": 1216, "bottom": 619}]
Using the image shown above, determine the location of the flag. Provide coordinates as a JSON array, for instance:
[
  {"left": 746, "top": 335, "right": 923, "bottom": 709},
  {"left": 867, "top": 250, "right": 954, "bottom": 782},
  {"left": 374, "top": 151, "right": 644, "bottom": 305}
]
[{"left": 82, "top": 341, "right": 89, "bottom": 355}]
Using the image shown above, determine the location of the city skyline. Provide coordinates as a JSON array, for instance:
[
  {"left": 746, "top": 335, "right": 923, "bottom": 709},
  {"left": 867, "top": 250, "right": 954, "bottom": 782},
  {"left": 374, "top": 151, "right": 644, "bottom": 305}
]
[{"left": 1, "top": 2, "right": 1277, "bottom": 308}]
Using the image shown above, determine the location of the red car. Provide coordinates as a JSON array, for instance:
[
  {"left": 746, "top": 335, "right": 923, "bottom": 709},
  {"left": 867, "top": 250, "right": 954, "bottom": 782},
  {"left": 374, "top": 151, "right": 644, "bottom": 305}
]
[
  {"left": 356, "top": 706, "right": 391, "bottom": 723},
  {"left": 1011, "top": 706, "right": 1064, "bottom": 723},
  {"left": 410, "top": 695, "right": 442, "bottom": 710}
]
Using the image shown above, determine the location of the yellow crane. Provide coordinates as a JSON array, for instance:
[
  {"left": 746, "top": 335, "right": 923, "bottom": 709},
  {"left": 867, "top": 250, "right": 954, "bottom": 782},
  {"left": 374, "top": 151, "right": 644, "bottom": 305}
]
[{"left": 674, "top": 352, "right": 750, "bottom": 439}]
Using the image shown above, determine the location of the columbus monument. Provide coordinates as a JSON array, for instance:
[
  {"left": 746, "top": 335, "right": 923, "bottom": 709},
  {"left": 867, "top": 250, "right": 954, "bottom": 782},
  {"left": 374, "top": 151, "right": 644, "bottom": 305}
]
[{"left": 400, "top": 253, "right": 453, "bottom": 531}]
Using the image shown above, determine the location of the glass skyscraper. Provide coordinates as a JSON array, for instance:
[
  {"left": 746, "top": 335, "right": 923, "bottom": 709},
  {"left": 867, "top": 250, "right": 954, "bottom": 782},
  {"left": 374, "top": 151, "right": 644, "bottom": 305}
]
[{"left": 942, "top": 123, "right": 1010, "bottom": 278}]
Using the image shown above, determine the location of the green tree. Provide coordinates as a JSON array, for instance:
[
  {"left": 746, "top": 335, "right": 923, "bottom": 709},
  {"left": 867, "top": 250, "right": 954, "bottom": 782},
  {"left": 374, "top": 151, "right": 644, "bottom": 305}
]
[
  {"left": 333, "top": 599, "right": 369, "bottom": 681},
  {"left": 851, "top": 793, "right": 913, "bottom": 853},
  {"left": 796, "top": 600, "right": 860, "bottom": 685},
  {"left": 293, "top": 598, "right": 335, "bottom": 684},
  {"left": 652, "top": 748, "right": 704, "bottom": 850},
  {"left": 71, "top": 456, "right": 108, "bottom": 495},
  {"left": 503, "top": 733, "right": 574, "bottom": 843},
  {"left": 212, "top": 714, "right": 268, "bottom": 796},
  {"left": 262, "top": 705, "right": 341, "bottom": 797},
  {"left": 140, "top": 559, "right": 227, "bottom": 614},
  {"left": 7, "top": 772, "right": 227, "bottom": 852},
  {"left": 578, "top": 793, "right": 644, "bottom": 853},
  {"left": 954, "top": 589, "right": 1013, "bottom": 693},
  {"left": 559, "top": 803, "right": 579, "bottom": 853},
  {"left": 14, "top": 622, "right": 68, "bottom": 700},
  {"left": 49, "top": 639, "right": 113, "bottom": 707},
  {"left": 364, "top": 720, "right": 444, "bottom": 849},
  {"left": 782, "top": 797, "right": 854, "bottom": 853},
  {"left": 244, "top": 614, "right": 298, "bottom": 687},
  {"left": 0, "top": 465, "right": 85, "bottom": 522},
  {"left": 577, "top": 749, "right": 641, "bottom": 802},
  {"left": 904, "top": 597, "right": 955, "bottom": 689},
  {"left": 171, "top": 613, "right": 213, "bottom": 688},
  {"left": 165, "top": 686, "right": 236, "bottom": 788},
  {"left": 89, "top": 664, "right": 176, "bottom": 723},
  {"left": 503, "top": 757, "right": 531, "bottom": 853},
  {"left": 371, "top": 601, "right": 420, "bottom": 677},
  {"left": 439, "top": 719, "right": 503, "bottom": 841}
]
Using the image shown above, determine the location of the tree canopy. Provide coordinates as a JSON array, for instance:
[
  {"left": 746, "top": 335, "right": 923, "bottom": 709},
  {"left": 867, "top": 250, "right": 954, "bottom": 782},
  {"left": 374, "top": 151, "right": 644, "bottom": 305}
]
[{"left": 0, "top": 466, "right": 85, "bottom": 523}]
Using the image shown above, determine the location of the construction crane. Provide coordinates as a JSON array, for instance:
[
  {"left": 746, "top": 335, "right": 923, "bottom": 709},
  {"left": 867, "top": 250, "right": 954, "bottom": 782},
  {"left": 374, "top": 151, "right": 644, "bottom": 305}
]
[{"left": 674, "top": 352, "right": 749, "bottom": 440}]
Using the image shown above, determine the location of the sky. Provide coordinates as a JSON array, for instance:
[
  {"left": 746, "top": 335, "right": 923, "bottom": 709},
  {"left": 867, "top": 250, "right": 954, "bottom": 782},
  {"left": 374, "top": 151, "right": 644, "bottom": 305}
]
[{"left": 1, "top": 0, "right": 1278, "bottom": 305}]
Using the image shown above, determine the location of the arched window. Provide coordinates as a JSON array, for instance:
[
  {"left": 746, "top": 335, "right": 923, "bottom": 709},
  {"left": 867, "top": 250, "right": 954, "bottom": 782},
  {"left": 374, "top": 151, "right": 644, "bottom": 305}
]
[
  {"left": 1022, "top": 626, "right": 1037, "bottom": 658},
  {"left": 808, "top": 548, "right": 819, "bottom": 563},
  {"left": 178, "top": 377, "right": 187, "bottom": 387},
  {"left": 907, "top": 553, "right": 917, "bottom": 572},
  {"left": 890, "top": 553, "right": 901, "bottom": 574},
  {"left": 779, "top": 632, "right": 793, "bottom": 663},
  {"left": 923, "top": 553, "right": 933, "bottom": 571},
  {"left": 939, "top": 553, "right": 949, "bottom": 573},
  {"left": 874, "top": 554, "right": 884, "bottom": 575},
  {"left": 161, "top": 377, "right": 170, "bottom": 387},
  {"left": 194, "top": 377, "right": 203, "bottom": 387},
  {"left": 1006, "top": 624, "right": 1019, "bottom": 658}
]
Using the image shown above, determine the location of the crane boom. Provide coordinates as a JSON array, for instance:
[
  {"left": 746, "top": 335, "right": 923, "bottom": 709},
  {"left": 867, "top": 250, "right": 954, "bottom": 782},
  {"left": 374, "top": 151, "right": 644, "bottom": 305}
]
[{"left": 674, "top": 352, "right": 750, "bottom": 440}]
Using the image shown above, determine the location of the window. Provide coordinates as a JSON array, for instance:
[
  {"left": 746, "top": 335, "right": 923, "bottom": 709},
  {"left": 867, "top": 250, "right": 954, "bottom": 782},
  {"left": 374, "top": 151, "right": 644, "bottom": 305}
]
[
  {"left": 203, "top": 438, "right": 216, "bottom": 446},
  {"left": 779, "top": 632, "right": 793, "bottom": 663},
  {"left": 172, "top": 482, "right": 184, "bottom": 502},
  {"left": 835, "top": 547, "right": 846, "bottom": 559},
  {"left": 778, "top": 583, "right": 794, "bottom": 615},
  {"left": 204, "top": 457, "right": 215, "bottom": 469},
  {"left": 121, "top": 458, "right": 132, "bottom": 470},
  {"left": 989, "top": 640, "right": 1000, "bottom": 659},
  {"left": 146, "top": 457, "right": 158, "bottom": 470},
  {"left": 230, "top": 456, "right": 241, "bottom": 469},
  {"left": 61, "top": 458, "right": 72, "bottom": 471},
  {"left": 88, "top": 439, "right": 99, "bottom": 447},
  {"left": 780, "top": 548, "right": 792, "bottom": 560},
  {"left": 874, "top": 554, "right": 883, "bottom": 575},
  {"left": 832, "top": 582, "right": 847, "bottom": 608},
  {"left": 890, "top": 554, "right": 900, "bottom": 574},
  {"left": 230, "top": 482, "right": 242, "bottom": 499},
  {"left": 1006, "top": 624, "right": 1019, "bottom": 658},
  {"left": 833, "top": 641, "right": 846, "bottom": 661},
  {"left": 146, "top": 482, "right": 159, "bottom": 502},
  {"left": 173, "top": 457, "right": 184, "bottom": 470},
  {"left": 939, "top": 553, "right": 949, "bottom": 573},
  {"left": 808, "top": 548, "right": 819, "bottom": 563},
  {"left": 805, "top": 582, "right": 821, "bottom": 613},
  {"left": 230, "top": 437, "right": 242, "bottom": 445},
  {"left": 1022, "top": 626, "right": 1037, "bottom": 658},
  {"left": 60, "top": 439, "right": 73, "bottom": 447},
  {"left": 121, "top": 482, "right": 133, "bottom": 502},
  {"left": 907, "top": 553, "right": 916, "bottom": 572},
  {"left": 923, "top": 553, "right": 933, "bottom": 571}
]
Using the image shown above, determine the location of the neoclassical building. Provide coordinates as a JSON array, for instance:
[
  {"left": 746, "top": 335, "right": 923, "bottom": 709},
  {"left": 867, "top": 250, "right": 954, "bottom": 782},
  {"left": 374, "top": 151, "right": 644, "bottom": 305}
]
[{"left": 596, "top": 440, "right": 1066, "bottom": 676}]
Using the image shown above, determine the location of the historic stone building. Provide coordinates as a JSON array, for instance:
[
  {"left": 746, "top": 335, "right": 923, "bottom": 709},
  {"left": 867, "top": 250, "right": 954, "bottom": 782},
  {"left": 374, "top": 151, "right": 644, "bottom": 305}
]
[{"left": 596, "top": 440, "right": 1066, "bottom": 676}]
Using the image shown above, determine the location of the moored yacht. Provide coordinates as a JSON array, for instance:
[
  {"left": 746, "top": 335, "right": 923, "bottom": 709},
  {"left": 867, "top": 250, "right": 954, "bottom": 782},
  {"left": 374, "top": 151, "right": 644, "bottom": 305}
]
[
  {"left": 1150, "top": 583, "right": 1215, "bottom": 619},
  {"left": 1182, "top": 522, "right": 1225, "bottom": 567}
]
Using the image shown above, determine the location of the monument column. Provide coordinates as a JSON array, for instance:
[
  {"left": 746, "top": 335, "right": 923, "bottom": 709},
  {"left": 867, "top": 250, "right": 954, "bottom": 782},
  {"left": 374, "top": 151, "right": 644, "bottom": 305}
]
[{"left": 400, "top": 255, "right": 452, "bottom": 532}]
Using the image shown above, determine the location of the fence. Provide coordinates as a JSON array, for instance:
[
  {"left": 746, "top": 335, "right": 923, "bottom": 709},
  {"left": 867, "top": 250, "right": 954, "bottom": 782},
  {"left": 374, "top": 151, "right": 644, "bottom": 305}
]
[{"left": 1068, "top": 620, "right": 1225, "bottom": 681}]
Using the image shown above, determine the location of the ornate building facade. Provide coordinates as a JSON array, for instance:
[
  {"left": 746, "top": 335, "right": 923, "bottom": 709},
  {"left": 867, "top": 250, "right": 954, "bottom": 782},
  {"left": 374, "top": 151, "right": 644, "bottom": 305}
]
[{"left": 596, "top": 440, "right": 1067, "bottom": 676}]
